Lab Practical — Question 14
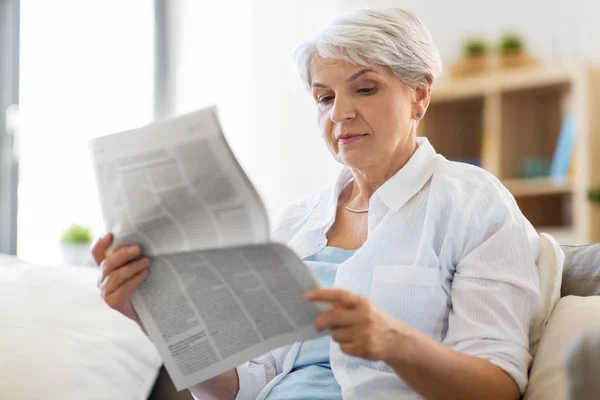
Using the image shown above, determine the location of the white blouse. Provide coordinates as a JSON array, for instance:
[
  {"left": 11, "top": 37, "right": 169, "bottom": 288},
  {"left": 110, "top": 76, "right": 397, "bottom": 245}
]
[{"left": 232, "top": 137, "right": 541, "bottom": 400}]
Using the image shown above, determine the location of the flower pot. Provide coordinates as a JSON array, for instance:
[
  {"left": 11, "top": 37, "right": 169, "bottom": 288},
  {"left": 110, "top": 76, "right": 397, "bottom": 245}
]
[
  {"left": 60, "top": 243, "right": 94, "bottom": 266},
  {"left": 500, "top": 52, "right": 538, "bottom": 69},
  {"left": 449, "top": 55, "right": 490, "bottom": 78}
]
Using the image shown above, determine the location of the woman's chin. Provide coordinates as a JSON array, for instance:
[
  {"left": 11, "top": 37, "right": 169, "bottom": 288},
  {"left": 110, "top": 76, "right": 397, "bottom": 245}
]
[{"left": 337, "top": 152, "right": 374, "bottom": 170}]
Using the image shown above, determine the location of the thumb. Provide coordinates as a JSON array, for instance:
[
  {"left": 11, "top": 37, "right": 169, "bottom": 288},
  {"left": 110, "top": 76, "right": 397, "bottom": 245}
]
[{"left": 91, "top": 232, "right": 114, "bottom": 265}]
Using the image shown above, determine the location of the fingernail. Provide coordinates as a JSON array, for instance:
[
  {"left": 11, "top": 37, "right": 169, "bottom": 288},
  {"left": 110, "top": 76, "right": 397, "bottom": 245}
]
[
  {"left": 129, "top": 246, "right": 139, "bottom": 255},
  {"left": 305, "top": 291, "right": 315, "bottom": 300}
]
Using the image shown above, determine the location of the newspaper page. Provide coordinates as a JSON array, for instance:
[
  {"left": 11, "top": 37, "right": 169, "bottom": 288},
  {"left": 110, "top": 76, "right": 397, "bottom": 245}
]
[
  {"left": 131, "top": 243, "right": 327, "bottom": 390},
  {"left": 90, "top": 106, "right": 328, "bottom": 391},
  {"left": 89, "top": 106, "right": 270, "bottom": 256}
]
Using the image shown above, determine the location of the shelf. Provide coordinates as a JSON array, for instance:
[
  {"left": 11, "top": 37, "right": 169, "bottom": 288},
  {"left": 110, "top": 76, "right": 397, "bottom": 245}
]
[
  {"left": 514, "top": 193, "right": 572, "bottom": 228},
  {"left": 420, "top": 97, "right": 483, "bottom": 162},
  {"left": 432, "top": 66, "right": 573, "bottom": 103},
  {"left": 503, "top": 178, "right": 573, "bottom": 197}
]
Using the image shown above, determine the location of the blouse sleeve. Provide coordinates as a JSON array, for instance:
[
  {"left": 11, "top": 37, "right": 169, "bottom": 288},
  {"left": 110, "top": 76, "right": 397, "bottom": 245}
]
[{"left": 442, "top": 181, "right": 541, "bottom": 393}]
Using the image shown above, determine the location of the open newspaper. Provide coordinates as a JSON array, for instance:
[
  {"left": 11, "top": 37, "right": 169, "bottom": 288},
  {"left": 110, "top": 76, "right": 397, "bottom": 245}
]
[{"left": 89, "top": 107, "right": 327, "bottom": 391}]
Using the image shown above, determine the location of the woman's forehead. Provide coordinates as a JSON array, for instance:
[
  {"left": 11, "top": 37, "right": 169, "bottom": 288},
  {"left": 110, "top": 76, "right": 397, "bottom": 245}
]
[{"left": 310, "top": 56, "right": 385, "bottom": 83}]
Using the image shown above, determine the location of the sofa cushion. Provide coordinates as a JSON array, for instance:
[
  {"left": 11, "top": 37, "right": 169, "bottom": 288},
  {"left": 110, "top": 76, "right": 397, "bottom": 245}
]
[
  {"left": 560, "top": 244, "right": 600, "bottom": 297},
  {"left": 523, "top": 296, "right": 600, "bottom": 400},
  {"left": 529, "top": 233, "right": 564, "bottom": 357},
  {"left": 565, "top": 330, "right": 600, "bottom": 400}
]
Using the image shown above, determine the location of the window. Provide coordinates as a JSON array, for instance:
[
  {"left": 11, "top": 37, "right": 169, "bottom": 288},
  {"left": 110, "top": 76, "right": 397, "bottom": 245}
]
[{"left": 18, "top": 0, "right": 154, "bottom": 264}]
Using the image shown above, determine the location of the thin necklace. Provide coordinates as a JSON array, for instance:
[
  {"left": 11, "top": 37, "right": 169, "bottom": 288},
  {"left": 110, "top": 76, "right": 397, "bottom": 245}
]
[
  {"left": 344, "top": 179, "right": 369, "bottom": 213},
  {"left": 344, "top": 205, "right": 369, "bottom": 213}
]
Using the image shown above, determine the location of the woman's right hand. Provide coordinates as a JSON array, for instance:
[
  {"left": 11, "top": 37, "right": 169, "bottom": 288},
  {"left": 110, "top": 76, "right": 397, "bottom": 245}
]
[{"left": 91, "top": 233, "right": 151, "bottom": 325}]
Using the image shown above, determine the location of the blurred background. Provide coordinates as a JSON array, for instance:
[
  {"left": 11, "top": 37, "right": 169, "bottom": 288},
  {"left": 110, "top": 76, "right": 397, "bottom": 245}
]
[{"left": 1, "top": 0, "right": 599, "bottom": 266}]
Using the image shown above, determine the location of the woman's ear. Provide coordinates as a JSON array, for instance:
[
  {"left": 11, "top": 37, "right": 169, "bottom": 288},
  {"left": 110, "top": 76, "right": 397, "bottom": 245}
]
[{"left": 412, "top": 82, "right": 432, "bottom": 120}]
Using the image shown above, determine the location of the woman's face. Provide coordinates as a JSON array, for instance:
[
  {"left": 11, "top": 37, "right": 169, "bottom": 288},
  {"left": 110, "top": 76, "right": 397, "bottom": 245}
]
[{"left": 310, "top": 56, "right": 428, "bottom": 172}]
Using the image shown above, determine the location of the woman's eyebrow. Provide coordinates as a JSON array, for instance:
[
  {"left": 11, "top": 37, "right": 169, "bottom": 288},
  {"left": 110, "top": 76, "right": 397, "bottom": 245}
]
[
  {"left": 348, "top": 68, "right": 375, "bottom": 81},
  {"left": 312, "top": 68, "right": 377, "bottom": 89}
]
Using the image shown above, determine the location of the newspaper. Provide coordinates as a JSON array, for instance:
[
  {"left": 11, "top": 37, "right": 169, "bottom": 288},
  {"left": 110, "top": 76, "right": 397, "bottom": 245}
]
[{"left": 89, "top": 107, "right": 327, "bottom": 391}]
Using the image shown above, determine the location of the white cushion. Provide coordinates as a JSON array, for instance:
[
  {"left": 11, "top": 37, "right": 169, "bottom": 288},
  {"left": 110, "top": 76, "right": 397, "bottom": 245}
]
[
  {"left": 529, "top": 233, "right": 564, "bottom": 357},
  {"left": 0, "top": 260, "right": 162, "bottom": 400},
  {"left": 524, "top": 296, "right": 600, "bottom": 400}
]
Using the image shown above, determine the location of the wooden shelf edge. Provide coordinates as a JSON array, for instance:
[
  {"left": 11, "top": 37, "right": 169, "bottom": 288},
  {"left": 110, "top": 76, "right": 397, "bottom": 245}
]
[
  {"left": 432, "top": 66, "right": 574, "bottom": 104},
  {"left": 503, "top": 177, "right": 573, "bottom": 197}
]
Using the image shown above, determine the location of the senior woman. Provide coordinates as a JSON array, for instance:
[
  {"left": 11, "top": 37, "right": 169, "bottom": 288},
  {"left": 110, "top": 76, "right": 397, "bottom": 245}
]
[{"left": 93, "top": 8, "right": 540, "bottom": 400}]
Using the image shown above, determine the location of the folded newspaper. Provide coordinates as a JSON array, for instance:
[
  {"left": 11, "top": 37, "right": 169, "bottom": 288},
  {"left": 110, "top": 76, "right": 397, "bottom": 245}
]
[{"left": 89, "top": 106, "right": 328, "bottom": 391}]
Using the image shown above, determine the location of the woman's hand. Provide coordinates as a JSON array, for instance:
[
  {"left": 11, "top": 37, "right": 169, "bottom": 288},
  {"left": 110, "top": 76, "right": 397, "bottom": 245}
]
[
  {"left": 91, "top": 233, "right": 150, "bottom": 326},
  {"left": 305, "top": 288, "right": 415, "bottom": 362}
]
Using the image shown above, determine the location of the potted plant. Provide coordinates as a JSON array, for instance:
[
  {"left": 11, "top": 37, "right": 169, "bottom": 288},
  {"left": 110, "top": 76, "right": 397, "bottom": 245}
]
[
  {"left": 465, "top": 38, "right": 488, "bottom": 58},
  {"left": 450, "top": 37, "right": 490, "bottom": 78},
  {"left": 590, "top": 188, "right": 600, "bottom": 206},
  {"left": 60, "top": 224, "right": 95, "bottom": 266},
  {"left": 499, "top": 33, "right": 537, "bottom": 69}
]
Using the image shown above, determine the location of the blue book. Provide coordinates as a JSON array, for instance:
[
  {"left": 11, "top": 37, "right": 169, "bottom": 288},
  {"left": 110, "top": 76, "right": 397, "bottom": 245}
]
[{"left": 549, "top": 113, "right": 576, "bottom": 183}]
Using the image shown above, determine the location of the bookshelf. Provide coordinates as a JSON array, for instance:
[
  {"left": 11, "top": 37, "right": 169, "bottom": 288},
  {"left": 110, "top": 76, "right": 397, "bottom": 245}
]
[{"left": 420, "top": 65, "right": 600, "bottom": 244}]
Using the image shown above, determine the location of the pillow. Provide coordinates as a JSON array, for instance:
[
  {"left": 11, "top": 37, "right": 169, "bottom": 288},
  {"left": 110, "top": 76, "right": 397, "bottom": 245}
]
[
  {"left": 529, "top": 233, "right": 564, "bottom": 357},
  {"left": 565, "top": 330, "right": 600, "bottom": 400},
  {"left": 560, "top": 243, "right": 600, "bottom": 297},
  {"left": 524, "top": 296, "right": 600, "bottom": 400},
  {"left": 0, "top": 261, "right": 162, "bottom": 400}
]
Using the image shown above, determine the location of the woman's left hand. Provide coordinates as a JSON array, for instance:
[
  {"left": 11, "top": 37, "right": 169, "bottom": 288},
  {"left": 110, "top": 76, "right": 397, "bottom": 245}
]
[{"left": 305, "top": 288, "right": 416, "bottom": 362}]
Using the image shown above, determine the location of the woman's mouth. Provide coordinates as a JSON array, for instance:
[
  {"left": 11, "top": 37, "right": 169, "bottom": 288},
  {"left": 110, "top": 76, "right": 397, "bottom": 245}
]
[{"left": 337, "top": 133, "right": 367, "bottom": 145}]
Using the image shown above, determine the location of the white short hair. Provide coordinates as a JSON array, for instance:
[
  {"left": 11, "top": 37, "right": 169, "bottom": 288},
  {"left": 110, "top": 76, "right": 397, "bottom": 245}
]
[{"left": 292, "top": 8, "right": 442, "bottom": 90}]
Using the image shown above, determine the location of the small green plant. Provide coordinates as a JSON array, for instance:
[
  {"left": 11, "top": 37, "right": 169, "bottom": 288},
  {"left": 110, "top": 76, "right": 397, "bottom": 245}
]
[
  {"left": 61, "top": 224, "right": 93, "bottom": 244},
  {"left": 463, "top": 38, "right": 488, "bottom": 58},
  {"left": 499, "top": 33, "right": 524, "bottom": 54},
  {"left": 589, "top": 188, "right": 600, "bottom": 205}
]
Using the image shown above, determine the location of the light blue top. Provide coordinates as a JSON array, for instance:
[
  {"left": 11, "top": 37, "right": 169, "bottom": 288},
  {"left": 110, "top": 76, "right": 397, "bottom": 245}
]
[{"left": 265, "top": 246, "right": 356, "bottom": 400}]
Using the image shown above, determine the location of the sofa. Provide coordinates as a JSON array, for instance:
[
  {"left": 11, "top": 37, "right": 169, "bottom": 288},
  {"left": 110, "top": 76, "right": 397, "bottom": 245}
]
[
  {"left": 148, "top": 243, "right": 600, "bottom": 400},
  {"left": 1, "top": 243, "right": 598, "bottom": 400}
]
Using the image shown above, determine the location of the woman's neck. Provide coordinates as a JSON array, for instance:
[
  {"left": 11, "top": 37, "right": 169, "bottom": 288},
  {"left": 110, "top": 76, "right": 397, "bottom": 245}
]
[{"left": 345, "top": 138, "right": 418, "bottom": 209}]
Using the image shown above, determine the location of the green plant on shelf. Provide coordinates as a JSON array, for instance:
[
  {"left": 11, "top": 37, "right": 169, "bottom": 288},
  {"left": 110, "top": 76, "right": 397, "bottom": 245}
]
[
  {"left": 463, "top": 38, "right": 488, "bottom": 58},
  {"left": 61, "top": 224, "right": 93, "bottom": 245},
  {"left": 499, "top": 33, "right": 524, "bottom": 55},
  {"left": 589, "top": 188, "right": 600, "bottom": 205}
]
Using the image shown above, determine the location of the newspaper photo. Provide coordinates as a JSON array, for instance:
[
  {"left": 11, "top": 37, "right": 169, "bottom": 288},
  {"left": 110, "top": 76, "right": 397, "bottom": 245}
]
[{"left": 89, "top": 107, "right": 328, "bottom": 390}]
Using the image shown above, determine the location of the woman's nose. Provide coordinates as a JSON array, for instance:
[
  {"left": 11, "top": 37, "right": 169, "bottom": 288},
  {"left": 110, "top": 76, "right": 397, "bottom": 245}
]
[{"left": 330, "top": 97, "right": 356, "bottom": 123}]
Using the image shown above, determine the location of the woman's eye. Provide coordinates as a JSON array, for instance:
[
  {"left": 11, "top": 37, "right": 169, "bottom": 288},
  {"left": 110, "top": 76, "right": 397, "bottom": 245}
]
[
  {"left": 319, "top": 96, "right": 334, "bottom": 104},
  {"left": 357, "top": 87, "right": 376, "bottom": 94}
]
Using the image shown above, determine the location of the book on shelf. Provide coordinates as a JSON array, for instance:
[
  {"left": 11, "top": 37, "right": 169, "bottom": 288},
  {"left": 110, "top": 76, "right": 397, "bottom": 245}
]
[{"left": 549, "top": 113, "right": 577, "bottom": 183}]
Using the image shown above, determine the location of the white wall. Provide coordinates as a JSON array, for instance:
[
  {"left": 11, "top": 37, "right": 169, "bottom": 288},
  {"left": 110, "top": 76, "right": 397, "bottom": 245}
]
[
  {"left": 340, "top": 0, "right": 600, "bottom": 64},
  {"left": 249, "top": 0, "right": 345, "bottom": 212}
]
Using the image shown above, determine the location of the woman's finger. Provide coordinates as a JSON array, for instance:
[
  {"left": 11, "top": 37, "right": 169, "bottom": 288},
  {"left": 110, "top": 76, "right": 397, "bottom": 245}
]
[
  {"left": 314, "top": 307, "right": 362, "bottom": 331},
  {"left": 103, "top": 268, "right": 149, "bottom": 310},
  {"left": 306, "top": 288, "right": 362, "bottom": 309},
  {"left": 100, "top": 245, "right": 142, "bottom": 281},
  {"left": 101, "top": 257, "right": 151, "bottom": 296},
  {"left": 91, "top": 233, "right": 113, "bottom": 265},
  {"left": 330, "top": 325, "right": 362, "bottom": 343}
]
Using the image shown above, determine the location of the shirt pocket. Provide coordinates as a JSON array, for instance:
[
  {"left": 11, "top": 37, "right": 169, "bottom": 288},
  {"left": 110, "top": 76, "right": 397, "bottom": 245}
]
[{"left": 369, "top": 265, "right": 448, "bottom": 338}]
